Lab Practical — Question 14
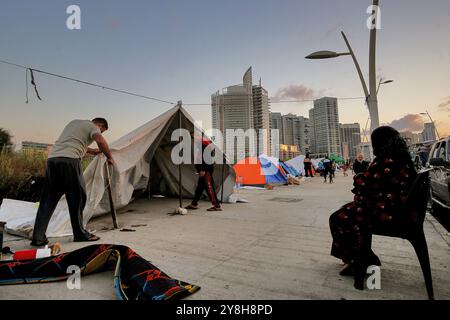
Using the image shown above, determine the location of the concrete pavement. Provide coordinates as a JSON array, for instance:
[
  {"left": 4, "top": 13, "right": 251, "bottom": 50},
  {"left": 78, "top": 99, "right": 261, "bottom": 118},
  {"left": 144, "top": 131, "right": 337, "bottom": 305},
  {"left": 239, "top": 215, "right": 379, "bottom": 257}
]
[{"left": 1, "top": 174, "right": 450, "bottom": 300}]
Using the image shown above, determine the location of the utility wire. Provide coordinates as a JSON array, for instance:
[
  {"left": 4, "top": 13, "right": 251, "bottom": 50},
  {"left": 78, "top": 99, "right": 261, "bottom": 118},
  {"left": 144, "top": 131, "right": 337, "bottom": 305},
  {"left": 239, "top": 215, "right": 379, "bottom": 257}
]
[
  {"left": 1, "top": 58, "right": 366, "bottom": 106},
  {"left": 0, "top": 58, "right": 176, "bottom": 105}
]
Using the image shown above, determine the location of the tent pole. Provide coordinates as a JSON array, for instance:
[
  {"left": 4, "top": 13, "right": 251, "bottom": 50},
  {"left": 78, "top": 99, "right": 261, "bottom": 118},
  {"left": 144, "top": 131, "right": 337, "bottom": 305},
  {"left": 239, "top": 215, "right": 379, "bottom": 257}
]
[
  {"left": 220, "top": 152, "right": 225, "bottom": 203},
  {"left": 105, "top": 162, "right": 119, "bottom": 229},
  {"left": 178, "top": 101, "right": 183, "bottom": 208}
]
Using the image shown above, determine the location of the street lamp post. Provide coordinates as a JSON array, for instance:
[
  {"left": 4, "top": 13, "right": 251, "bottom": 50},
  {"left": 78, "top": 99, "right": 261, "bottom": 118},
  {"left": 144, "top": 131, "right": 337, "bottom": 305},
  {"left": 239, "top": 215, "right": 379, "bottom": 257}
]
[
  {"left": 377, "top": 79, "right": 394, "bottom": 94},
  {"left": 305, "top": 0, "right": 382, "bottom": 133}
]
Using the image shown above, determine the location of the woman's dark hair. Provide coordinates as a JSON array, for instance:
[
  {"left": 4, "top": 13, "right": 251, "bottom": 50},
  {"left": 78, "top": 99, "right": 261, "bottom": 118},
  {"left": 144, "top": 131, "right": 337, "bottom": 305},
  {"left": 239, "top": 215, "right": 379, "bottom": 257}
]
[
  {"left": 371, "top": 126, "right": 414, "bottom": 166},
  {"left": 305, "top": 153, "right": 310, "bottom": 158}
]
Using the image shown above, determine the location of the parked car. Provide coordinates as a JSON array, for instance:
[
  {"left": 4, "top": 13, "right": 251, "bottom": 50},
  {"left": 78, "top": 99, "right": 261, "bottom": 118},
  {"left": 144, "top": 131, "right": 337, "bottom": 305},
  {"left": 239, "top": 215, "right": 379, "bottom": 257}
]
[{"left": 427, "top": 137, "right": 450, "bottom": 215}]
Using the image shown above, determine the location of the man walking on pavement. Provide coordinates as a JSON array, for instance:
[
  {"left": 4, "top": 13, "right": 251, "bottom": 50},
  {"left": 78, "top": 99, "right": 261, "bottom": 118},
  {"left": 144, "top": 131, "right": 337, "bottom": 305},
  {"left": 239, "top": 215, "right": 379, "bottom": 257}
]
[
  {"left": 31, "top": 118, "right": 114, "bottom": 246},
  {"left": 322, "top": 156, "right": 333, "bottom": 183},
  {"left": 185, "top": 131, "right": 222, "bottom": 212}
]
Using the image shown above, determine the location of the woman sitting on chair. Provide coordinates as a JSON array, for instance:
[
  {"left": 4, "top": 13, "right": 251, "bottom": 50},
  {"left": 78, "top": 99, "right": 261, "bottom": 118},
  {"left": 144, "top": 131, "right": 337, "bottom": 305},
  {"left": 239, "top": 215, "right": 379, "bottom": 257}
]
[{"left": 329, "top": 126, "right": 417, "bottom": 283}]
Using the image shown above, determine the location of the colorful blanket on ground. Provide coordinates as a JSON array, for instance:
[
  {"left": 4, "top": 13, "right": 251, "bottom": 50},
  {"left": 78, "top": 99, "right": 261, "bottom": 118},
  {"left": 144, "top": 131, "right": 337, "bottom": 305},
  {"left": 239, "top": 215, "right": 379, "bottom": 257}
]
[{"left": 0, "top": 244, "right": 200, "bottom": 300}]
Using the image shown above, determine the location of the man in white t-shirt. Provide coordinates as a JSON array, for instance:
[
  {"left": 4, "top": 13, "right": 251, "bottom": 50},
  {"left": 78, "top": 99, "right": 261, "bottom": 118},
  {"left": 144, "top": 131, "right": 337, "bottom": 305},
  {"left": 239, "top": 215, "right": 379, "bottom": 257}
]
[{"left": 31, "top": 118, "right": 114, "bottom": 246}]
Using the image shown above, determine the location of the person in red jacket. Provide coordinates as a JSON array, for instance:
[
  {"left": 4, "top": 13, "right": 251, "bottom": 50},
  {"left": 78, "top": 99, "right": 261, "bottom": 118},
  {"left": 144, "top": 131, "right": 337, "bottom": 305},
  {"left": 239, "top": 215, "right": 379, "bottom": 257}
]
[{"left": 185, "top": 132, "right": 222, "bottom": 211}]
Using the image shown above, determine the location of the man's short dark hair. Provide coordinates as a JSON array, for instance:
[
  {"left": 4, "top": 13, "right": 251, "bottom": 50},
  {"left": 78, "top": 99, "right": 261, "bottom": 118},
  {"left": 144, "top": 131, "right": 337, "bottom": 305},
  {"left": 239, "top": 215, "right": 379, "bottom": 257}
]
[{"left": 92, "top": 118, "right": 108, "bottom": 130}]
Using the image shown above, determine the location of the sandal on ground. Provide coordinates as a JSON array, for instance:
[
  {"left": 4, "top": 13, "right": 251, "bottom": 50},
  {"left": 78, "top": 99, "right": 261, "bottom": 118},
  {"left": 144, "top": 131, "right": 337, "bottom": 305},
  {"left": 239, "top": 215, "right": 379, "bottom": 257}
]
[
  {"left": 30, "top": 239, "right": 49, "bottom": 247},
  {"left": 185, "top": 204, "right": 199, "bottom": 210},
  {"left": 207, "top": 206, "right": 222, "bottom": 211},
  {"left": 74, "top": 234, "right": 100, "bottom": 242}
]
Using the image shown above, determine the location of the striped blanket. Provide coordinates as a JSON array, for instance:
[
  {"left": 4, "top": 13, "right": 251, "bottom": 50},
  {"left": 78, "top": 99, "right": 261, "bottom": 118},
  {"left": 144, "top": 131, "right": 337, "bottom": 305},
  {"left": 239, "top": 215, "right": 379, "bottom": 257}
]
[{"left": 0, "top": 244, "right": 200, "bottom": 300}]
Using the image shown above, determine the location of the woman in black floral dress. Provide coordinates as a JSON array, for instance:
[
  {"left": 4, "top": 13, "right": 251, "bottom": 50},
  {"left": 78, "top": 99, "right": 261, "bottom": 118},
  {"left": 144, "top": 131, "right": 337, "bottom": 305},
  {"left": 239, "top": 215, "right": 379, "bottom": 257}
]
[{"left": 329, "top": 126, "right": 417, "bottom": 279}]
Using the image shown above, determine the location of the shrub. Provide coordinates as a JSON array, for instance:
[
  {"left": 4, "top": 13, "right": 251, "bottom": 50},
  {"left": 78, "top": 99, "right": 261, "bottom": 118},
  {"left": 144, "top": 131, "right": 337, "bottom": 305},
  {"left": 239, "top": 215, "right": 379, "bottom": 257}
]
[
  {"left": 0, "top": 149, "right": 47, "bottom": 204},
  {"left": 0, "top": 149, "right": 94, "bottom": 205}
]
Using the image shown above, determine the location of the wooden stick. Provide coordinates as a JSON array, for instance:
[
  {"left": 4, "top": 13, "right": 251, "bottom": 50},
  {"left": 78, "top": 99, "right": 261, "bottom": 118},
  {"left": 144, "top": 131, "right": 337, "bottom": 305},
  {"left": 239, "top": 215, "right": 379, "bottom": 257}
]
[
  {"left": 221, "top": 152, "right": 225, "bottom": 203},
  {"left": 105, "top": 162, "right": 119, "bottom": 229},
  {"left": 178, "top": 102, "right": 183, "bottom": 208}
]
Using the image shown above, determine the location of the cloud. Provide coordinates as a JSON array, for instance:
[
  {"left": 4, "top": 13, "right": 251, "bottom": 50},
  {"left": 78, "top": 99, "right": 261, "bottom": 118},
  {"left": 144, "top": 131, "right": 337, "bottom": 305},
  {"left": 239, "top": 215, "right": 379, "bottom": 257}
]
[
  {"left": 437, "top": 96, "right": 450, "bottom": 111},
  {"left": 271, "top": 85, "right": 320, "bottom": 102},
  {"left": 389, "top": 114, "right": 424, "bottom": 133}
]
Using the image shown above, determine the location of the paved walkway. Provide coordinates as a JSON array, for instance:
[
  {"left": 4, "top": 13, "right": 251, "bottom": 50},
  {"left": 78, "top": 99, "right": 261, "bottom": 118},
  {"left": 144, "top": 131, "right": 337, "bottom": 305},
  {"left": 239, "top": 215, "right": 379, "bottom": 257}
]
[{"left": 1, "top": 174, "right": 450, "bottom": 299}]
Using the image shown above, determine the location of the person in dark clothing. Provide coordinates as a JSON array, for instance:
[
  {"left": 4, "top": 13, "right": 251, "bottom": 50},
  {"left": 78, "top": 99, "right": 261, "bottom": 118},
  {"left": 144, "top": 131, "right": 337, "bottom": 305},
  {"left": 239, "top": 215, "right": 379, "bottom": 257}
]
[
  {"left": 31, "top": 118, "right": 114, "bottom": 246},
  {"left": 322, "top": 156, "right": 333, "bottom": 183},
  {"left": 331, "top": 160, "right": 336, "bottom": 179},
  {"left": 185, "top": 132, "right": 222, "bottom": 211},
  {"left": 418, "top": 147, "right": 429, "bottom": 167},
  {"left": 304, "top": 153, "right": 313, "bottom": 177},
  {"left": 353, "top": 153, "right": 369, "bottom": 175},
  {"left": 329, "top": 126, "right": 417, "bottom": 279}
]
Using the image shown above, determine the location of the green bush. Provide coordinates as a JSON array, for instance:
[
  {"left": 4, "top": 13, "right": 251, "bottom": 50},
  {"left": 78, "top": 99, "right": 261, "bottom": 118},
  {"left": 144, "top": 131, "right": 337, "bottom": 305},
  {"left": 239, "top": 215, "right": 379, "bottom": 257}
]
[
  {"left": 0, "top": 149, "right": 94, "bottom": 204},
  {"left": 0, "top": 149, "right": 47, "bottom": 204}
]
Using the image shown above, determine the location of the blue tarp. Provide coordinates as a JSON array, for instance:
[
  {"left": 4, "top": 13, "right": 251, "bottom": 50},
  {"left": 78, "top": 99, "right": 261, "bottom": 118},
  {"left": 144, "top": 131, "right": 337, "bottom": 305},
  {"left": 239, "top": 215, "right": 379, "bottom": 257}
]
[
  {"left": 280, "top": 161, "right": 299, "bottom": 177},
  {"left": 259, "top": 155, "right": 288, "bottom": 185}
]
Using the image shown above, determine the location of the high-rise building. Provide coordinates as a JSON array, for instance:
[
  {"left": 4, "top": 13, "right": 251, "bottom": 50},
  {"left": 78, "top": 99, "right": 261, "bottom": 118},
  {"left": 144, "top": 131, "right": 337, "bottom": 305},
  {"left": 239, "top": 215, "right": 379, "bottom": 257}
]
[
  {"left": 281, "top": 113, "right": 300, "bottom": 146},
  {"left": 270, "top": 112, "right": 282, "bottom": 132},
  {"left": 308, "top": 108, "right": 316, "bottom": 154},
  {"left": 252, "top": 79, "right": 271, "bottom": 156},
  {"left": 298, "top": 116, "right": 310, "bottom": 154},
  {"left": 212, "top": 67, "right": 273, "bottom": 163},
  {"left": 340, "top": 123, "right": 361, "bottom": 160},
  {"left": 309, "top": 97, "right": 341, "bottom": 157},
  {"left": 412, "top": 133, "right": 422, "bottom": 144},
  {"left": 270, "top": 112, "right": 310, "bottom": 156},
  {"left": 400, "top": 131, "right": 424, "bottom": 146},
  {"left": 421, "top": 122, "right": 437, "bottom": 142}
]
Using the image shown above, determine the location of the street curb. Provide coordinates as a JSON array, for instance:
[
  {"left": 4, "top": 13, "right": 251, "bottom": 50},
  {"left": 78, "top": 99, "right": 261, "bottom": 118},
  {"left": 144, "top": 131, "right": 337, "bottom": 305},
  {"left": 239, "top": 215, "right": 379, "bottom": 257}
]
[{"left": 426, "top": 213, "right": 450, "bottom": 247}]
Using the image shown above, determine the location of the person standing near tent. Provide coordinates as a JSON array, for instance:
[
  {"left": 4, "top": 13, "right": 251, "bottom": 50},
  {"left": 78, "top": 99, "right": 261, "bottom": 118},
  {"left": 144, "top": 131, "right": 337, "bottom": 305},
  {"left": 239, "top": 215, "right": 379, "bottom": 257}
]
[
  {"left": 31, "top": 118, "right": 114, "bottom": 246},
  {"left": 353, "top": 154, "right": 369, "bottom": 175},
  {"left": 185, "top": 132, "right": 222, "bottom": 212},
  {"left": 322, "top": 156, "right": 333, "bottom": 183},
  {"left": 331, "top": 160, "right": 336, "bottom": 180},
  {"left": 304, "top": 153, "right": 313, "bottom": 177}
]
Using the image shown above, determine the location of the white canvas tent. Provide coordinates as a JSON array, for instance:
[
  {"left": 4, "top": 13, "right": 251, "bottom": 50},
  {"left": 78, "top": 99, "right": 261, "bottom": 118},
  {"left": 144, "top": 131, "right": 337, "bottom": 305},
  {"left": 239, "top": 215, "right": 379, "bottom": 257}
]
[
  {"left": 286, "top": 155, "right": 324, "bottom": 176},
  {"left": 0, "top": 106, "right": 236, "bottom": 238},
  {"left": 286, "top": 155, "right": 306, "bottom": 176}
]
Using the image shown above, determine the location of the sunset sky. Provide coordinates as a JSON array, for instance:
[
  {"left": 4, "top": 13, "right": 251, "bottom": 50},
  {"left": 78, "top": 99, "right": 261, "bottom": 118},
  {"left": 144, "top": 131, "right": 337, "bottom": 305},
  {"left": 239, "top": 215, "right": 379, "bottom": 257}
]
[{"left": 0, "top": 0, "right": 449, "bottom": 145}]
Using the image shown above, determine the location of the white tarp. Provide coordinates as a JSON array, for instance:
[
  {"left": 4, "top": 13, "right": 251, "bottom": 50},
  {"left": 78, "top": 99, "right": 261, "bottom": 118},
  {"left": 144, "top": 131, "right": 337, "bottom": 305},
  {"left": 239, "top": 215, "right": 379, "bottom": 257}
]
[
  {"left": 286, "top": 155, "right": 306, "bottom": 176},
  {"left": 285, "top": 156, "right": 324, "bottom": 176},
  {"left": 0, "top": 106, "right": 236, "bottom": 238}
]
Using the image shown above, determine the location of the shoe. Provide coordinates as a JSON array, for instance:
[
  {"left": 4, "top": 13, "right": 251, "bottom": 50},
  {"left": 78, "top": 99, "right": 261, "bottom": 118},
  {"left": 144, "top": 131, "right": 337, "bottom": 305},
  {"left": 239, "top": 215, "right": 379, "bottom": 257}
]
[
  {"left": 74, "top": 234, "right": 100, "bottom": 242},
  {"left": 185, "top": 204, "right": 199, "bottom": 210},
  {"left": 207, "top": 206, "right": 222, "bottom": 211},
  {"left": 30, "top": 239, "right": 49, "bottom": 247}
]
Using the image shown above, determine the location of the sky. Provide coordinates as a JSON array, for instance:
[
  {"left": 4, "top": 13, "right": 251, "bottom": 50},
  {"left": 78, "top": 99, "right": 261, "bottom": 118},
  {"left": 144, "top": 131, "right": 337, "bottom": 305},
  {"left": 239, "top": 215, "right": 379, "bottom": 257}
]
[{"left": 0, "top": 0, "right": 449, "bottom": 145}]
